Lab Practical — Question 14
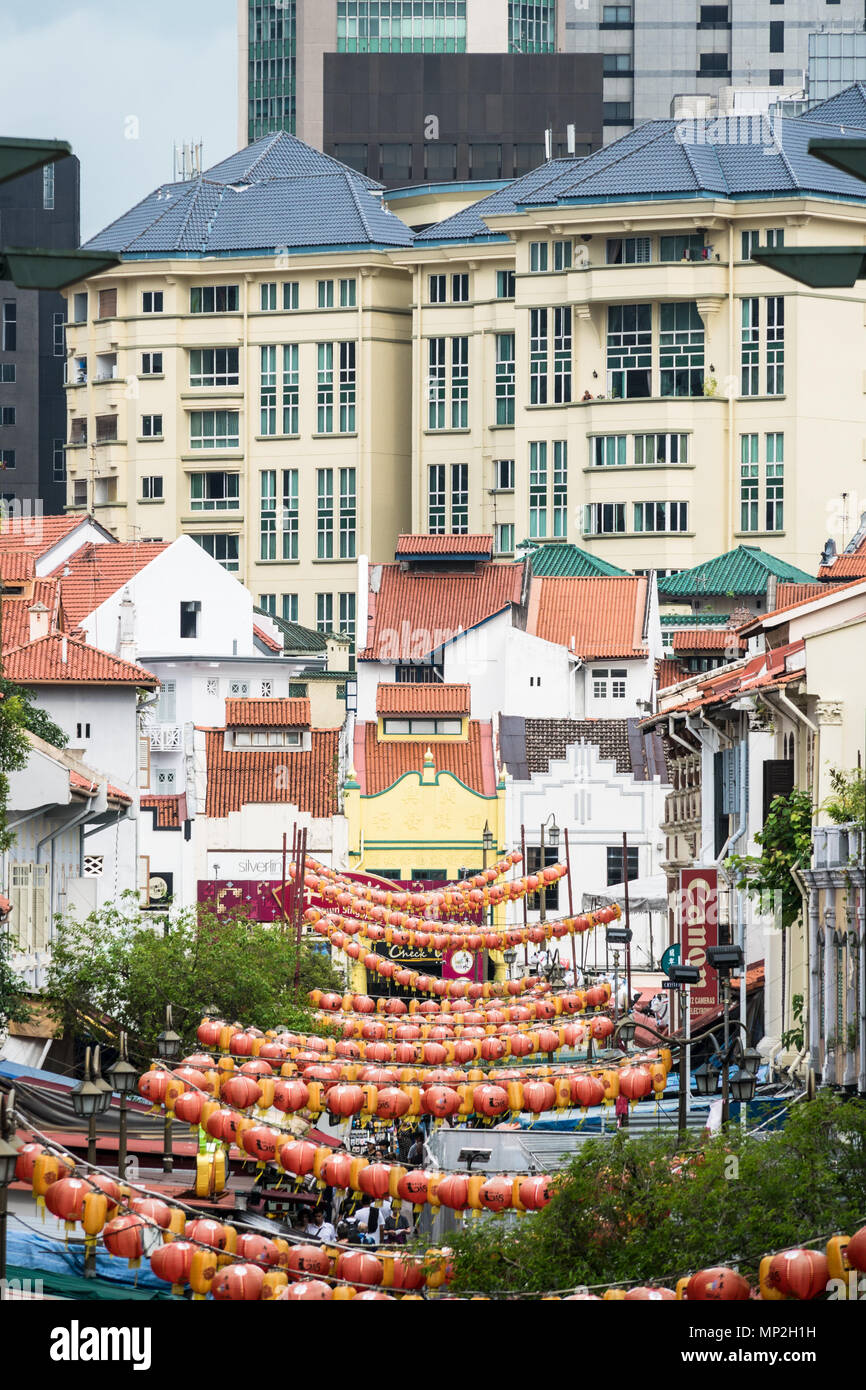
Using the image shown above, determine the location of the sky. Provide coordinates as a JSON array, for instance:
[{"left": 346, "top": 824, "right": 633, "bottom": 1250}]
[{"left": 1, "top": 1, "right": 238, "bottom": 241}]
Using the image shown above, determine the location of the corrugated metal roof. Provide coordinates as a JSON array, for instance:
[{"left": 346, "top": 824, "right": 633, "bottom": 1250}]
[
  {"left": 224, "top": 697, "right": 311, "bottom": 728},
  {"left": 529, "top": 576, "right": 647, "bottom": 659},
  {"left": 375, "top": 683, "right": 470, "bottom": 715},
  {"left": 85, "top": 132, "right": 414, "bottom": 256},
  {"left": 527, "top": 543, "right": 629, "bottom": 579},
  {"left": 658, "top": 546, "right": 816, "bottom": 598}
]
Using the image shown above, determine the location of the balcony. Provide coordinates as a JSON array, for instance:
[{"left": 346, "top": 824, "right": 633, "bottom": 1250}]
[
  {"left": 564, "top": 259, "right": 729, "bottom": 308},
  {"left": 812, "top": 824, "right": 865, "bottom": 872},
  {"left": 147, "top": 723, "right": 182, "bottom": 751}
]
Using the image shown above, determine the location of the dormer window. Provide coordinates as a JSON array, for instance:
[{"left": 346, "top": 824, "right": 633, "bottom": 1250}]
[
  {"left": 382, "top": 718, "right": 462, "bottom": 735},
  {"left": 232, "top": 728, "right": 302, "bottom": 748}
]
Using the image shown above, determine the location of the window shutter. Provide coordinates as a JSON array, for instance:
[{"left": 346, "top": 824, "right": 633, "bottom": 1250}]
[
  {"left": 11, "top": 863, "right": 32, "bottom": 950},
  {"left": 97, "top": 287, "right": 117, "bottom": 318},
  {"left": 763, "top": 759, "right": 795, "bottom": 822},
  {"left": 138, "top": 731, "right": 151, "bottom": 788},
  {"left": 32, "top": 864, "right": 49, "bottom": 951}
]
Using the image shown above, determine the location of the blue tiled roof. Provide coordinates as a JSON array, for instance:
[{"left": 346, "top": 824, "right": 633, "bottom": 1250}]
[
  {"left": 84, "top": 132, "right": 414, "bottom": 256},
  {"left": 419, "top": 90, "right": 866, "bottom": 244}
]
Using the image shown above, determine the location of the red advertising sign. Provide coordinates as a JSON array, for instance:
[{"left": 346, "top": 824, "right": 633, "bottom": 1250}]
[{"left": 679, "top": 867, "right": 719, "bottom": 1019}]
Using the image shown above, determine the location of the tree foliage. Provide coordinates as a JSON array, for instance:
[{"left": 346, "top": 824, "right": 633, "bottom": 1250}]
[
  {"left": 45, "top": 895, "right": 343, "bottom": 1060},
  {"left": 822, "top": 766, "right": 866, "bottom": 827},
  {"left": 448, "top": 1096, "right": 866, "bottom": 1296},
  {"left": 726, "top": 788, "right": 813, "bottom": 929}
]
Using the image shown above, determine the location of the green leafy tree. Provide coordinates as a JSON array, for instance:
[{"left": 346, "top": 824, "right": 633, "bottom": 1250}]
[
  {"left": 726, "top": 788, "right": 813, "bottom": 929},
  {"left": 45, "top": 895, "right": 343, "bottom": 1058},
  {"left": 822, "top": 766, "right": 866, "bottom": 827},
  {"left": 0, "top": 677, "right": 68, "bottom": 750},
  {"left": 447, "top": 1096, "right": 866, "bottom": 1296}
]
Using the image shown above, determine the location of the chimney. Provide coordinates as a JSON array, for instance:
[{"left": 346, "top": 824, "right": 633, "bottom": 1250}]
[
  {"left": 28, "top": 601, "right": 50, "bottom": 643},
  {"left": 118, "top": 586, "right": 137, "bottom": 664},
  {"left": 61, "top": 634, "right": 68, "bottom": 664}
]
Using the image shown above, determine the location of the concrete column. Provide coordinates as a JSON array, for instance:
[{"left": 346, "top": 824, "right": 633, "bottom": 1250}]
[{"left": 823, "top": 898, "right": 837, "bottom": 1086}]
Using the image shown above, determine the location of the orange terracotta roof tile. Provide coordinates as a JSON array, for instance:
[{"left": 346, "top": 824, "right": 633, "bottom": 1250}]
[
  {"left": 52, "top": 541, "right": 170, "bottom": 624},
  {"left": 670, "top": 627, "right": 745, "bottom": 652},
  {"left": 0, "top": 513, "right": 91, "bottom": 554},
  {"left": 529, "top": 576, "right": 648, "bottom": 659},
  {"left": 656, "top": 658, "right": 687, "bottom": 690},
  {"left": 225, "top": 697, "right": 311, "bottom": 728},
  {"left": 141, "top": 794, "right": 185, "bottom": 828},
  {"left": 739, "top": 575, "right": 866, "bottom": 633},
  {"left": 375, "top": 683, "right": 471, "bottom": 716},
  {"left": 0, "top": 578, "right": 65, "bottom": 650},
  {"left": 361, "top": 561, "right": 524, "bottom": 661},
  {"left": 0, "top": 552, "right": 36, "bottom": 583},
  {"left": 775, "top": 582, "right": 829, "bottom": 608},
  {"left": 2, "top": 633, "right": 158, "bottom": 686},
  {"left": 253, "top": 623, "right": 282, "bottom": 652},
  {"left": 69, "top": 768, "right": 99, "bottom": 795},
  {"left": 204, "top": 728, "right": 339, "bottom": 818},
  {"left": 358, "top": 720, "right": 495, "bottom": 796},
  {"left": 655, "top": 641, "right": 806, "bottom": 717},
  {"left": 395, "top": 533, "right": 494, "bottom": 556},
  {"left": 107, "top": 783, "right": 133, "bottom": 805}
]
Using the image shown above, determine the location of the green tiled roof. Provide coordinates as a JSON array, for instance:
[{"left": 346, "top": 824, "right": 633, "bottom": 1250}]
[
  {"left": 659, "top": 613, "right": 732, "bottom": 627},
  {"left": 527, "top": 542, "right": 630, "bottom": 578},
  {"left": 253, "top": 607, "right": 327, "bottom": 653},
  {"left": 657, "top": 547, "right": 816, "bottom": 599}
]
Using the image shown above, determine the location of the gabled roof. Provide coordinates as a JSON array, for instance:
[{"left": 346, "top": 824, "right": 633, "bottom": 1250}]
[
  {"left": 0, "top": 578, "right": 65, "bottom": 650},
  {"left": 0, "top": 513, "right": 99, "bottom": 555},
  {"left": 670, "top": 627, "right": 745, "bottom": 653},
  {"left": 658, "top": 546, "right": 816, "bottom": 599},
  {"left": 85, "top": 131, "right": 413, "bottom": 257},
  {"left": 803, "top": 83, "right": 866, "bottom": 129},
  {"left": 375, "top": 683, "right": 470, "bottom": 716},
  {"left": 652, "top": 640, "right": 806, "bottom": 719},
  {"left": 225, "top": 697, "right": 311, "bottom": 728},
  {"left": 818, "top": 511, "right": 866, "bottom": 580},
  {"left": 252, "top": 607, "right": 330, "bottom": 655},
  {"left": 204, "top": 728, "right": 340, "bottom": 818},
  {"left": 360, "top": 561, "right": 524, "bottom": 661},
  {"left": 141, "top": 794, "right": 186, "bottom": 828},
  {"left": 2, "top": 633, "right": 158, "bottom": 687},
  {"left": 528, "top": 576, "right": 648, "bottom": 660},
  {"left": 776, "top": 581, "right": 829, "bottom": 608},
  {"left": 52, "top": 541, "right": 170, "bottom": 624},
  {"left": 527, "top": 542, "right": 630, "bottom": 579},
  {"left": 395, "top": 533, "right": 493, "bottom": 558},
  {"left": 738, "top": 575, "right": 866, "bottom": 635},
  {"left": 354, "top": 720, "right": 496, "bottom": 796}
]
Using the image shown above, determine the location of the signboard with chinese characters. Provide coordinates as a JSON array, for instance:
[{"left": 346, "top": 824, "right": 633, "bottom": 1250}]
[{"left": 679, "top": 867, "right": 719, "bottom": 1020}]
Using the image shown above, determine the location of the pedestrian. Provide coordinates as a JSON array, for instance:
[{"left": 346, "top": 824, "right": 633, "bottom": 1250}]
[
  {"left": 615, "top": 1093, "right": 629, "bottom": 1130},
  {"left": 305, "top": 1205, "right": 337, "bottom": 1244},
  {"left": 382, "top": 1206, "right": 410, "bottom": 1245},
  {"left": 354, "top": 1201, "right": 382, "bottom": 1246},
  {"left": 406, "top": 1130, "right": 426, "bottom": 1168}
]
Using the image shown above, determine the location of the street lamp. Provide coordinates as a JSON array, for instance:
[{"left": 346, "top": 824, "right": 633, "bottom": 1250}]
[
  {"left": 503, "top": 947, "right": 517, "bottom": 981},
  {"left": 693, "top": 1062, "right": 721, "bottom": 1097},
  {"left": 605, "top": 925, "right": 632, "bottom": 1028},
  {"left": 537, "top": 814, "right": 560, "bottom": 925},
  {"left": 0, "top": 1089, "right": 21, "bottom": 1292},
  {"left": 668, "top": 962, "right": 702, "bottom": 1136},
  {"left": 106, "top": 1032, "right": 138, "bottom": 1182},
  {"left": 156, "top": 1005, "right": 181, "bottom": 1174},
  {"left": 707, "top": 944, "right": 744, "bottom": 1124},
  {"left": 729, "top": 1070, "right": 757, "bottom": 1105},
  {"left": 481, "top": 821, "right": 495, "bottom": 868},
  {"left": 70, "top": 1046, "right": 112, "bottom": 1169}
]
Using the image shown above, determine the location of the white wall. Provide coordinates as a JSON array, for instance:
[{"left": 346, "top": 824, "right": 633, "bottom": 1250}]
[{"left": 581, "top": 657, "right": 652, "bottom": 720}]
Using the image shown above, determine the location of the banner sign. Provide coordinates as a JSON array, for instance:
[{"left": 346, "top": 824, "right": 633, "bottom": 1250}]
[{"left": 679, "top": 867, "right": 719, "bottom": 1019}]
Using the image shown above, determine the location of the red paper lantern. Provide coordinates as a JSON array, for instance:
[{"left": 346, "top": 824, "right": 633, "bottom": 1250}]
[
  {"left": 847, "top": 1225, "right": 866, "bottom": 1271},
  {"left": 359, "top": 1163, "right": 392, "bottom": 1201},
  {"left": 376, "top": 1087, "right": 411, "bottom": 1121},
  {"left": 767, "top": 1249, "right": 830, "bottom": 1301},
  {"left": 241, "top": 1125, "right": 279, "bottom": 1163},
  {"left": 518, "top": 1176, "right": 553, "bottom": 1211},
  {"left": 322, "top": 1153, "right": 354, "bottom": 1189},
  {"left": 150, "top": 1241, "right": 195, "bottom": 1290},
  {"left": 571, "top": 1075, "right": 605, "bottom": 1109},
  {"left": 686, "top": 1267, "right": 751, "bottom": 1301},
  {"left": 423, "top": 1086, "right": 462, "bottom": 1119},
  {"left": 479, "top": 1177, "right": 513, "bottom": 1213},
  {"left": 590, "top": 1016, "right": 614, "bottom": 1040},
  {"left": 283, "top": 1279, "right": 333, "bottom": 1300},
  {"left": 130, "top": 1197, "right": 172, "bottom": 1229},
  {"left": 473, "top": 1083, "right": 509, "bottom": 1118},
  {"left": 397, "top": 1169, "right": 432, "bottom": 1205},
  {"left": 288, "top": 1244, "right": 332, "bottom": 1279},
  {"left": 45, "top": 1177, "right": 89, "bottom": 1225},
  {"left": 273, "top": 1079, "right": 310, "bottom": 1113},
  {"left": 220, "top": 1075, "right": 262, "bottom": 1109},
  {"left": 236, "top": 1233, "right": 281, "bottom": 1267},
  {"left": 436, "top": 1174, "right": 469, "bottom": 1211},
  {"left": 337, "top": 1251, "right": 383, "bottom": 1289},
  {"left": 522, "top": 1081, "right": 556, "bottom": 1114},
  {"left": 174, "top": 1091, "right": 205, "bottom": 1125},
  {"left": 326, "top": 1084, "right": 364, "bottom": 1118},
  {"left": 625, "top": 1287, "right": 676, "bottom": 1301},
  {"left": 619, "top": 1067, "right": 653, "bottom": 1101},
  {"left": 212, "top": 1263, "right": 265, "bottom": 1300},
  {"left": 185, "top": 1218, "right": 227, "bottom": 1252},
  {"left": 103, "top": 1213, "right": 145, "bottom": 1263},
  {"left": 279, "top": 1140, "right": 318, "bottom": 1176}
]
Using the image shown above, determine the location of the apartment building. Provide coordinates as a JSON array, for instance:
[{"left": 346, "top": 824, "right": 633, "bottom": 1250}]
[
  {"left": 396, "top": 98, "right": 866, "bottom": 576},
  {"left": 63, "top": 134, "right": 414, "bottom": 643}
]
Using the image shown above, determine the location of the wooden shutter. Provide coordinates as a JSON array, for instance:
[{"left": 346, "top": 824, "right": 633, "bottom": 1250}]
[
  {"left": 32, "top": 863, "right": 49, "bottom": 951},
  {"left": 763, "top": 760, "right": 795, "bottom": 822},
  {"left": 97, "top": 287, "right": 117, "bottom": 318},
  {"left": 138, "top": 731, "right": 151, "bottom": 788},
  {"left": 11, "top": 863, "right": 32, "bottom": 950}
]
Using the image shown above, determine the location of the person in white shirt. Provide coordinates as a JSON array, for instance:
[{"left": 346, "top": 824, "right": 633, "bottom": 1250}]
[
  {"left": 354, "top": 1202, "right": 382, "bottom": 1246},
  {"left": 305, "top": 1207, "right": 337, "bottom": 1244}
]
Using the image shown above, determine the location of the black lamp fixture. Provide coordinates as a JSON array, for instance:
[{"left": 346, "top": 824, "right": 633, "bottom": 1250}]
[
  {"left": 729, "top": 1069, "right": 757, "bottom": 1104},
  {"left": 544, "top": 813, "right": 560, "bottom": 850},
  {"left": 106, "top": 1032, "right": 138, "bottom": 1181},
  {"left": 693, "top": 1062, "right": 721, "bottom": 1097},
  {"left": 605, "top": 925, "right": 633, "bottom": 948},
  {"left": 740, "top": 1047, "right": 762, "bottom": 1078},
  {"left": 70, "top": 1046, "right": 113, "bottom": 1121},
  {"left": 668, "top": 964, "right": 701, "bottom": 986},
  {"left": 706, "top": 944, "right": 744, "bottom": 975},
  {"left": 156, "top": 1004, "right": 182, "bottom": 1062},
  {"left": 618, "top": 1017, "right": 638, "bottom": 1045}
]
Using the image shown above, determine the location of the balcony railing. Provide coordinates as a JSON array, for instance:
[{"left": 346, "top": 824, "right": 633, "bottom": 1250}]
[
  {"left": 147, "top": 723, "right": 182, "bottom": 750},
  {"left": 812, "top": 824, "right": 865, "bottom": 872}
]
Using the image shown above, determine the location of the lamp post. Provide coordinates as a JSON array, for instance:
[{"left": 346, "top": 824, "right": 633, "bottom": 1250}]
[
  {"left": 0, "top": 1089, "right": 21, "bottom": 1294},
  {"left": 538, "top": 814, "right": 559, "bottom": 925},
  {"left": 156, "top": 1005, "right": 181, "bottom": 1174},
  {"left": 668, "top": 963, "right": 701, "bottom": 1136},
  {"left": 70, "top": 1046, "right": 112, "bottom": 1170},
  {"left": 503, "top": 947, "right": 517, "bottom": 981},
  {"left": 482, "top": 821, "right": 495, "bottom": 928},
  {"left": 707, "top": 944, "right": 744, "bottom": 1124},
  {"left": 106, "top": 1032, "right": 138, "bottom": 1182},
  {"left": 605, "top": 924, "right": 632, "bottom": 1026}
]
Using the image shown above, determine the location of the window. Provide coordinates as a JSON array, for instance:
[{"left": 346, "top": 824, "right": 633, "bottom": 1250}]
[
  {"left": 2, "top": 302, "right": 16, "bottom": 352},
  {"left": 529, "top": 242, "right": 549, "bottom": 274},
  {"left": 741, "top": 297, "right": 760, "bottom": 395},
  {"left": 289, "top": 681, "right": 308, "bottom": 699},
  {"left": 72, "top": 292, "right": 88, "bottom": 323},
  {"left": 634, "top": 433, "right": 688, "bottom": 465},
  {"left": 142, "top": 475, "right": 163, "bottom": 500},
  {"left": 741, "top": 230, "right": 760, "bottom": 261},
  {"left": 429, "top": 274, "right": 447, "bottom": 305},
  {"left": 190, "top": 347, "right": 239, "bottom": 388},
  {"left": 451, "top": 462, "right": 468, "bottom": 534},
  {"left": 606, "top": 845, "right": 639, "bottom": 885},
  {"left": 283, "top": 344, "right": 299, "bottom": 434},
  {"left": 603, "top": 53, "right": 632, "bottom": 73},
  {"left": 1, "top": 450, "right": 14, "bottom": 470},
  {"left": 76, "top": 723, "right": 91, "bottom": 740},
  {"left": 340, "top": 467, "right": 357, "bottom": 558},
  {"left": 383, "top": 718, "right": 463, "bottom": 735},
  {"left": 585, "top": 502, "right": 626, "bottom": 535},
  {"left": 698, "top": 52, "right": 729, "bottom": 74},
  {"left": 529, "top": 441, "right": 547, "bottom": 538},
  {"left": 156, "top": 678, "right": 176, "bottom": 724},
  {"left": 428, "top": 338, "right": 446, "bottom": 429},
  {"left": 604, "top": 102, "right": 633, "bottom": 123},
  {"left": 428, "top": 464, "right": 445, "bottom": 533},
  {"left": 602, "top": 5, "right": 632, "bottom": 25},
  {"left": 43, "top": 163, "right": 54, "bottom": 209},
  {"left": 70, "top": 418, "right": 87, "bottom": 444},
  {"left": 317, "top": 468, "right": 334, "bottom": 559},
  {"left": 380, "top": 142, "right": 412, "bottom": 184},
  {"left": 553, "top": 307, "right": 572, "bottom": 404},
  {"left": 180, "top": 600, "right": 200, "bottom": 639},
  {"left": 767, "top": 296, "right": 784, "bottom": 394},
  {"left": 606, "top": 237, "right": 651, "bottom": 265},
  {"left": 192, "top": 534, "right": 239, "bottom": 571},
  {"left": 339, "top": 591, "right": 356, "bottom": 647},
  {"left": 425, "top": 143, "right": 457, "bottom": 182},
  {"left": 189, "top": 411, "right": 239, "bottom": 449},
  {"left": 699, "top": 4, "right": 729, "bottom": 24},
  {"left": 283, "top": 281, "right": 299, "bottom": 310},
  {"left": 72, "top": 479, "right": 87, "bottom": 506},
  {"left": 317, "top": 280, "right": 335, "bottom": 309},
  {"left": 260, "top": 680, "right": 273, "bottom": 698},
  {"left": 53, "top": 313, "right": 65, "bottom": 357},
  {"left": 659, "top": 234, "right": 706, "bottom": 262},
  {"left": 0, "top": 407, "right": 15, "bottom": 427},
  {"left": 0, "top": 366, "right": 13, "bottom": 382},
  {"left": 593, "top": 435, "right": 627, "bottom": 468},
  {"left": 190, "top": 285, "right": 239, "bottom": 313},
  {"left": 340, "top": 278, "right": 357, "bottom": 308},
  {"left": 452, "top": 274, "right": 469, "bottom": 302},
  {"left": 766, "top": 228, "right": 785, "bottom": 248},
  {"left": 260, "top": 345, "right": 277, "bottom": 434},
  {"left": 190, "top": 471, "right": 240, "bottom": 510},
  {"left": 660, "top": 302, "right": 704, "bottom": 397},
  {"left": 495, "top": 522, "right": 515, "bottom": 555},
  {"left": 95, "top": 415, "right": 117, "bottom": 443},
  {"left": 282, "top": 594, "right": 298, "bottom": 624},
  {"left": 634, "top": 501, "right": 689, "bottom": 532},
  {"left": 259, "top": 595, "right": 276, "bottom": 616},
  {"left": 228, "top": 680, "right": 249, "bottom": 698},
  {"left": 740, "top": 433, "right": 759, "bottom": 531},
  {"left": 317, "top": 343, "right": 334, "bottom": 433},
  {"left": 451, "top": 337, "right": 468, "bottom": 428},
  {"left": 260, "top": 282, "right": 277, "bottom": 311},
  {"left": 607, "top": 304, "right": 651, "bottom": 398},
  {"left": 553, "top": 241, "right": 572, "bottom": 272},
  {"left": 283, "top": 470, "right": 298, "bottom": 560},
  {"left": 261, "top": 470, "right": 276, "bottom": 559},
  {"left": 427, "top": 463, "right": 467, "bottom": 534},
  {"left": 526, "top": 846, "right": 559, "bottom": 911},
  {"left": 769, "top": 69, "right": 784, "bottom": 86},
  {"left": 766, "top": 432, "right": 784, "bottom": 531},
  {"left": 496, "top": 270, "right": 516, "bottom": 299},
  {"left": 552, "top": 441, "right": 567, "bottom": 538},
  {"left": 52, "top": 439, "right": 65, "bottom": 481},
  {"left": 142, "top": 291, "right": 163, "bottom": 313},
  {"left": 339, "top": 341, "right": 357, "bottom": 432},
  {"left": 769, "top": 20, "right": 784, "bottom": 53},
  {"left": 316, "top": 593, "right": 334, "bottom": 633},
  {"left": 206, "top": 677, "right": 219, "bottom": 697},
  {"left": 495, "top": 334, "right": 515, "bottom": 425},
  {"left": 494, "top": 458, "right": 515, "bottom": 491},
  {"left": 141, "top": 414, "right": 163, "bottom": 437},
  {"left": 530, "top": 309, "right": 548, "bottom": 405},
  {"left": 141, "top": 351, "right": 163, "bottom": 375},
  {"left": 97, "top": 288, "right": 117, "bottom": 319}
]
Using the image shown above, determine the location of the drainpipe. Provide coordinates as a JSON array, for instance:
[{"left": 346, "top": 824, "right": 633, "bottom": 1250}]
[
  {"left": 667, "top": 716, "right": 695, "bottom": 756},
  {"left": 858, "top": 853, "right": 865, "bottom": 1096},
  {"left": 37, "top": 804, "right": 98, "bottom": 926},
  {"left": 793, "top": 861, "right": 820, "bottom": 1082}
]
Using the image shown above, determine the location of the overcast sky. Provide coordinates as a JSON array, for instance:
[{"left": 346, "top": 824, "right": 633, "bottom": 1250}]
[{"left": 1, "top": 1, "right": 237, "bottom": 240}]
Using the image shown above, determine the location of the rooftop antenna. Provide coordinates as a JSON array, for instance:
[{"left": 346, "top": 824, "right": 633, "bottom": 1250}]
[
  {"left": 567, "top": 124, "right": 576, "bottom": 156},
  {"left": 173, "top": 140, "right": 203, "bottom": 183},
  {"left": 544, "top": 128, "right": 553, "bottom": 162}
]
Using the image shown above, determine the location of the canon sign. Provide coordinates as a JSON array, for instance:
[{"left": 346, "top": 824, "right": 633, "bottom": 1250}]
[{"left": 679, "top": 868, "right": 719, "bottom": 1019}]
